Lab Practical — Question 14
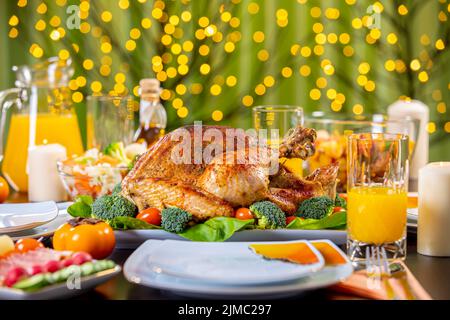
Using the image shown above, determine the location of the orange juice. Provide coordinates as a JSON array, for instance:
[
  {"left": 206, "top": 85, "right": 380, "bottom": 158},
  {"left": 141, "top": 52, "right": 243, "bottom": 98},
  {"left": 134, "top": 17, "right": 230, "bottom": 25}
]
[
  {"left": 347, "top": 186, "right": 407, "bottom": 244},
  {"left": 2, "top": 113, "right": 84, "bottom": 191}
]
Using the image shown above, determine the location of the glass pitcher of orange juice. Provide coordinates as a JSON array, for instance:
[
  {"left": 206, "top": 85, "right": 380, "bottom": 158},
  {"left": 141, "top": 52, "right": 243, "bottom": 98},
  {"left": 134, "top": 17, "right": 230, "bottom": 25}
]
[{"left": 0, "top": 57, "right": 84, "bottom": 192}]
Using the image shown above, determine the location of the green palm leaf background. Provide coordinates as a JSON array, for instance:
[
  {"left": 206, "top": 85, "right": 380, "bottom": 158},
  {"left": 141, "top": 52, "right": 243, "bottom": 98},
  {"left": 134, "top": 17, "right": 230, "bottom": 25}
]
[{"left": 0, "top": 0, "right": 449, "bottom": 160}]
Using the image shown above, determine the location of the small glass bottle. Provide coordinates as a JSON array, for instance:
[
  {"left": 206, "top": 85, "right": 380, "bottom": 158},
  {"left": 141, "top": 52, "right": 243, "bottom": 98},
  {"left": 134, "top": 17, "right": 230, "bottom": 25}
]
[{"left": 134, "top": 78, "right": 167, "bottom": 147}]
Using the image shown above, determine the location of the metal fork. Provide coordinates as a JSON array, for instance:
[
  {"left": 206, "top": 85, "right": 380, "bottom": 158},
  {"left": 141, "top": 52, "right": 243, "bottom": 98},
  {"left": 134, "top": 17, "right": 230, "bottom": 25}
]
[{"left": 365, "top": 246, "right": 398, "bottom": 300}]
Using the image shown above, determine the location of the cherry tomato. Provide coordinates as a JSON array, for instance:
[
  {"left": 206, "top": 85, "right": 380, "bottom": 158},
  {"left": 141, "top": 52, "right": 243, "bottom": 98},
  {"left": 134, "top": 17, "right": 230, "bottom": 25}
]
[
  {"left": 333, "top": 206, "right": 345, "bottom": 213},
  {"left": 45, "top": 260, "right": 61, "bottom": 273},
  {"left": 286, "top": 216, "right": 296, "bottom": 225},
  {"left": 0, "top": 177, "right": 9, "bottom": 203},
  {"left": 71, "top": 252, "right": 92, "bottom": 265},
  {"left": 137, "top": 208, "right": 162, "bottom": 226},
  {"left": 235, "top": 208, "right": 253, "bottom": 220},
  {"left": 338, "top": 193, "right": 347, "bottom": 201},
  {"left": 14, "top": 238, "right": 44, "bottom": 253},
  {"left": 4, "top": 267, "right": 27, "bottom": 287}
]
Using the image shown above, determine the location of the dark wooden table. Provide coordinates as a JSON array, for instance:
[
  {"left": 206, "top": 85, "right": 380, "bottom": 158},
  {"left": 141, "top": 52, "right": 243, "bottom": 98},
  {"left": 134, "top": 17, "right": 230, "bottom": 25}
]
[{"left": 6, "top": 193, "right": 450, "bottom": 300}]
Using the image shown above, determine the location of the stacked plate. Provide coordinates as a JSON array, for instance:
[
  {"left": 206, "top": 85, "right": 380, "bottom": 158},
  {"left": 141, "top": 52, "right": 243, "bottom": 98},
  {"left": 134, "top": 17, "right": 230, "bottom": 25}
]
[
  {"left": 124, "top": 239, "right": 353, "bottom": 299},
  {"left": 0, "top": 202, "right": 71, "bottom": 240}
]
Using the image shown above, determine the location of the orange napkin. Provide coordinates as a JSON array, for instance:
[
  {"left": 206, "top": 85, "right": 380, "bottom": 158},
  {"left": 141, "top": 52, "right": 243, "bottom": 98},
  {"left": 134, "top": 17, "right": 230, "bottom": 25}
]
[{"left": 329, "top": 261, "right": 432, "bottom": 300}]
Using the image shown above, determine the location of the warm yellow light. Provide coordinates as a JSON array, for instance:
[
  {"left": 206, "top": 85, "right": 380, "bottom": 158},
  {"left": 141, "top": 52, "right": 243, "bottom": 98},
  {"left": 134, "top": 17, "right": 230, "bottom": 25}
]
[
  {"left": 290, "top": 44, "right": 300, "bottom": 55},
  {"left": 130, "top": 28, "right": 141, "bottom": 40},
  {"left": 9, "top": 15, "right": 19, "bottom": 26},
  {"left": 310, "top": 7, "right": 321, "bottom": 18},
  {"left": 181, "top": 11, "right": 191, "bottom": 22},
  {"left": 343, "top": 45, "right": 354, "bottom": 57},
  {"left": 198, "top": 17, "right": 209, "bottom": 28},
  {"left": 257, "top": 49, "right": 270, "bottom": 61},
  {"left": 226, "top": 76, "right": 237, "bottom": 87},
  {"left": 182, "top": 40, "right": 194, "bottom": 52},
  {"left": 353, "top": 104, "right": 364, "bottom": 115},
  {"left": 410, "top": 59, "right": 421, "bottom": 71},
  {"left": 224, "top": 42, "right": 235, "bottom": 53},
  {"left": 37, "top": 3, "right": 47, "bottom": 14},
  {"left": 242, "top": 95, "right": 254, "bottom": 107},
  {"left": 178, "top": 64, "right": 189, "bottom": 75},
  {"left": 160, "top": 89, "right": 171, "bottom": 100},
  {"left": 418, "top": 71, "right": 429, "bottom": 82},
  {"left": 83, "top": 59, "right": 94, "bottom": 70},
  {"left": 141, "top": 18, "right": 151, "bottom": 29},
  {"left": 171, "top": 43, "right": 182, "bottom": 55},
  {"left": 212, "top": 110, "right": 223, "bottom": 122},
  {"left": 177, "top": 107, "right": 189, "bottom": 118},
  {"left": 281, "top": 67, "right": 292, "bottom": 78},
  {"left": 200, "top": 64, "right": 211, "bottom": 75},
  {"left": 253, "top": 31, "right": 265, "bottom": 43},
  {"left": 49, "top": 16, "right": 61, "bottom": 27},
  {"left": 339, "top": 33, "right": 350, "bottom": 44},
  {"left": 358, "top": 62, "right": 370, "bottom": 74},
  {"left": 57, "top": 49, "right": 69, "bottom": 60},
  {"left": 299, "top": 65, "right": 311, "bottom": 77},
  {"left": 8, "top": 28, "right": 18, "bottom": 38},
  {"left": 312, "top": 23, "right": 323, "bottom": 33},
  {"left": 166, "top": 67, "right": 177, "bottom": 78},
  {"left": 255, "top": 84, "right": 266, "bottom": 96},
  {"left": 444, "top": 122, "right": 450, "bottom": 133},
  {"left": 263, "top": 75, "right": 275, "bottom": 87},
  {"left": 315, "top": 33, "right": 326, "bottom": 44},
  {"left": 351, "top": 18, "right": 362, "bottom": 29},
  {"left": 325, "top": 8, "right": 340, "bottom": 20},
  {"left": 385, "top": 59, "right": 395, "bottom": 71},
  {"left": 327, "top": 33, "right": 338, "bottom": 44},
  {"left": 248, "top": 2, "right": 259, "bottom": 14},
  {"left": 221, "top": 12, "right": 231, "bottom": 22},
  {"left": 91, "top": 81, "right": 102, "bottom": 93},
  {"left": 72, "top": 92, "right": 83, "bottom": 103},
  {"left": 177, "top": 54, "right": 188, "bottom": 65},
  {"left": 210, "top": 84, "right": 222, "bottom": 96},
  {"left": 316, "top": 77, "right": 327, "bottom": 89},
  {"left": 99, "top": 65, "right": 111, "bottom": 76},
  {"left": 310, "top": 89, "right": 321, "bottom": 100},
  {"left": 125, "top": 40, "right": 136, "bottom": 51},
  {"left": 300, "top": 46, "right": 311, "bottom": 57},
  {"left": 35, "top": 19, "right": 46, "bottom": 31},
  {"left": 17, "top": 0, "right": 27, "bottom": 8},
  {"left": 398, "top": 5, "right": 408, "bottom": 15},
  {"left": 364, "top": 81, "right": 376, "bottom": 92},
  {"left": 387, "top": 33, "right": 398, "bottom": 44},
  {"left": 229, "top": 17, "right": 240, "bottom": 28},
  {"left": 326, "top": 89, "right": 337, "bottom": 100},
  {"left": 435, "top": 39, "right": 445, "bottom": 50},
  {"left": 323, "top": 64, "right": 335, "bottom": 75},
  {"left": 161, "top": 34, "right": 172, "bottom": 45},
  {"left": 437, "top": 102, "right": 446, "bottom": 114},
  {"left": 426, "top": 122, "right": 436, "bottom": 134},
  {"left": 152, "top": 8, "right": 163, "bottom": 19},
  {"left": 172, "top": 98, "right": 183, "bottom": 109}
]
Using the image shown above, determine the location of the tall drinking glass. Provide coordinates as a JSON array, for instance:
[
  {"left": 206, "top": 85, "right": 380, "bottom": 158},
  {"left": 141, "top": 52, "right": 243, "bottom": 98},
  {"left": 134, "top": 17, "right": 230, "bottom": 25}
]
[
  {"left": 347, "top": 133, "right": 409, "bottom": 264},
  {"left": 253, "top": 105, "right": 304, "bottom": 176},
  {"left": 87, "top": 95, "right": 135, "bottom": 150}
]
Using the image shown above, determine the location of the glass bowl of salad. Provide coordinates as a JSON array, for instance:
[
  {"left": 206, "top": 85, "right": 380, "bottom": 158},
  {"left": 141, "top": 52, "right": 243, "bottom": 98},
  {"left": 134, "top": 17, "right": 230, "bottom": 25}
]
[
  {"left": 304, "top": 113, "right": 419, "bottom": 193},
  {"left": 57, "top": 142, "right": 146, "bottom": 199}
]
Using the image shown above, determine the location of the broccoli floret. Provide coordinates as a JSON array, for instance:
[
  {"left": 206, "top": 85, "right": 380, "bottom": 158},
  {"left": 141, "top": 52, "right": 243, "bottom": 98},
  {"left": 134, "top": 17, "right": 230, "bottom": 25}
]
[
  {"left": 103, "top": 142, "right": 132, "bottom": 167},
  {"left": 92, "top": 194, "right": 137, "bottom": 222},
  {"left": 161, "top": 207, "right": 192, "bottom": 233},
  {"left": 249, "top": 201, "right": 286, "bottom": 229},
  {"left": 335, "top": 195, "right": 347, "bottom": 209},
  {"left": 296, "top": 196, "right": 334, "bottom": 220}
]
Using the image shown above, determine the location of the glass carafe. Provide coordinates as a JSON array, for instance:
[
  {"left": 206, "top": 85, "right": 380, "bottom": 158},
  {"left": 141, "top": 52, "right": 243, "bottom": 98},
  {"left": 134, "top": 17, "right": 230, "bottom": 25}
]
[{"left": 0, "top": 57, "right": 84, "bottom": 192}]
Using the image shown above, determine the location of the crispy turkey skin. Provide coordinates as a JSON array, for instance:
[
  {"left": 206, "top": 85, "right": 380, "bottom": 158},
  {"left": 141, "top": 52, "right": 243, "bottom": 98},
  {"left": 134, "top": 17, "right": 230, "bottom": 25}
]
[{"left": 121, "top": 125, "right": 338, "bottom": 219}]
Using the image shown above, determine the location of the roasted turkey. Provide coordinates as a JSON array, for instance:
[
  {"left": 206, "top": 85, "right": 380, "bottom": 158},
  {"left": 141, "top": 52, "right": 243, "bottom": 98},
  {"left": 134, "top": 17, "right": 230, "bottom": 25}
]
[{"left": 121, "top": 125, "right": 338, "bottom": 220}]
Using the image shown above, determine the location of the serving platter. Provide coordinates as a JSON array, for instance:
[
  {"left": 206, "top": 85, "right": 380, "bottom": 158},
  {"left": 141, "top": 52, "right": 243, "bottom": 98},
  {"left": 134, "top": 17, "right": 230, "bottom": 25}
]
[
  {"left": 124, "top": 239, "right": 353, "bottom": 299},
  {"left": 0, "top": 265, "right": 121, "bottom": 300},
  {"left": 114, "top": 228, "right": 347, "bottom": 248},
  {"left": 0, "top": 202, "right": 59, "bottom": 234}
]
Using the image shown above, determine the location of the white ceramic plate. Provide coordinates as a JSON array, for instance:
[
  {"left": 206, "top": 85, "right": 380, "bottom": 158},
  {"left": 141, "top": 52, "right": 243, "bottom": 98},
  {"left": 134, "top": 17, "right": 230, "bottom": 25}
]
[
  {"left": 115, "top": 228, "right": 347, "bottom": 249},
  {"left": 0, "top": 202, "right": 58, "bottom": 234},
  {"left": 0, "top": 266, "right": 121, "bottom": 300},
  {"left": 7, "top": 210, "right": 70, "bottom": 240},
  {"left": 124, "top": 240, "right": 353, "bottom": 299},
  {"left": 146, "top": 240, "right": 324, "bottom": 285}
]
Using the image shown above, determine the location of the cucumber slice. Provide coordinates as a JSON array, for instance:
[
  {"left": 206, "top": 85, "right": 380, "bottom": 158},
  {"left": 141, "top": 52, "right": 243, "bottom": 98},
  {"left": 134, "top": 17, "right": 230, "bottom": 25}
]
[
  {"left": 13, "top": 274, "right": 48, "bottom": 291},
  {"left": 80, "top": 262, "right": 95, "bottom": 276}
]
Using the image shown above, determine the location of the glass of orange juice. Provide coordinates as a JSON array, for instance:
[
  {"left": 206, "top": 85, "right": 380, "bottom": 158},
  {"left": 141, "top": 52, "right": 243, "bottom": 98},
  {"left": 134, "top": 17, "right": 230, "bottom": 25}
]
[{"left": 347, "top": 133, "right": 409, "bottom": 264}]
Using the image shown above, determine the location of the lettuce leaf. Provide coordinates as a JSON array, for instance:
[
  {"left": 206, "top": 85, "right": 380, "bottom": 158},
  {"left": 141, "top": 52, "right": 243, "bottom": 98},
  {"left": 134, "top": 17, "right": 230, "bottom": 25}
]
[
  {"left": 287, "top": 211, "right": 346, "bottom": 230},
  {"left": 178, "top": 217, "right": 254, "bottom": 242},
  {"left": 109, "top": 216, "right": 161, "bottom": 230},
  {"left": 67, "top": 195, "right": 93, "bottom": 218}
]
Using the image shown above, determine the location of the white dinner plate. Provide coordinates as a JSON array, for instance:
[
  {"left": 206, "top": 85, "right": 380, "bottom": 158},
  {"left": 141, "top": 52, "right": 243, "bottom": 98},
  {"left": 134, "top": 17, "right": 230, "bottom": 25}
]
[
  {"left": 124, "top": 240, "right": 353, "bottom": 299},
  {"left": 0, "top": 202, "right": 59, "bottom": 234},
  {"left": 0, "top": 266, "right": 121, "bottom": 300},
  {"left": 145, "top": 240, "right": 324, "bottom": 285}
]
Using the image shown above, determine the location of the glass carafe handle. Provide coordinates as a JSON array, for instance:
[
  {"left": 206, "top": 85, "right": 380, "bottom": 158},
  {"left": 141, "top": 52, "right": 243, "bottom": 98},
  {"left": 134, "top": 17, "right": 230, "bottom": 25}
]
[{"left": 0, "top": 88, "right": 22, "bottom": 164}]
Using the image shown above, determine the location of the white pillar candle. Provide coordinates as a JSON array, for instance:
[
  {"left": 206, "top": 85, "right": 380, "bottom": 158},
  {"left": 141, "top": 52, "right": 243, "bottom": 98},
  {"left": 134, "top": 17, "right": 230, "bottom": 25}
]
[
  {"left": 28, "top": 144, "right": 67, "bottom": 202},
  {"left": 387, "top": 100, "right": 429, "bottom": 181},
  {"left": 418, "top": 162, "right": 450, "bottom": 257}
]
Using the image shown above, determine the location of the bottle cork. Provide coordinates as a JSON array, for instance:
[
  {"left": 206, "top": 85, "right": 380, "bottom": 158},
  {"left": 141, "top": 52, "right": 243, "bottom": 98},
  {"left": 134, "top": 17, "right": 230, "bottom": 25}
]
[{"left": 140, "top": 78, "right": 160, "bottom": 98}]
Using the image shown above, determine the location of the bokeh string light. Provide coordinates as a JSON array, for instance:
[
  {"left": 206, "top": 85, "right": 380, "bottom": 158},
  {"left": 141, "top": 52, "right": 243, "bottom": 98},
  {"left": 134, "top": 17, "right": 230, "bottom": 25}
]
[{"left": 6, "top": 0, "right": 450, "bottom": 138}]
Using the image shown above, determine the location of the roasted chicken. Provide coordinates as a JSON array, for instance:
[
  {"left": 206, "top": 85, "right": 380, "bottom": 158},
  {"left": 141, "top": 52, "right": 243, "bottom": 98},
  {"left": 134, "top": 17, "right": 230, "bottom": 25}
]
[{"left": 121, "top": 125, "right": 338, "bottom": 220}]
